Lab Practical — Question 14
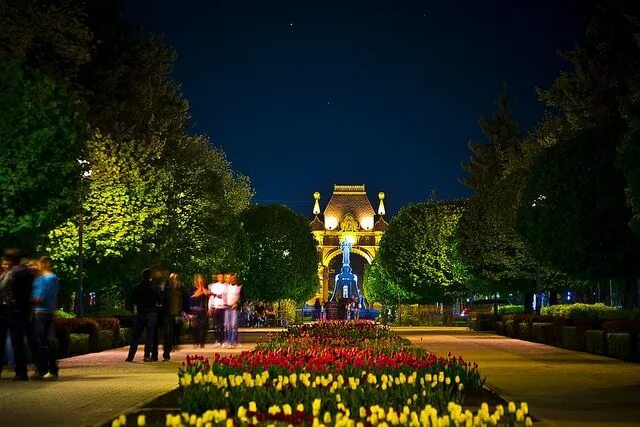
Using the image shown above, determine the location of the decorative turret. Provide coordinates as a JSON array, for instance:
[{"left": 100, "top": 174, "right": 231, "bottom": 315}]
[
  {"left": 374, "top": 192, "right": 388, "bottom": 231},
  {"left": 310, "top": 191, "right": 325, "bottom": 231},
  {"left": 313, "top": 191, "right": 321, "bottom": 215},
  {"left": 377, "top": 192, "right": 386, "bottom": 216}
]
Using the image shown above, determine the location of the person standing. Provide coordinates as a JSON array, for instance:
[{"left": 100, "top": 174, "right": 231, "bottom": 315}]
[
  {"left": 224, "top": 274, "right": 242, "bottom": 348},
  {"left": 313, "top": 298, "right": 321, "bottom": 321},
  {"left": 190, "top": 274, "right": 209, "bottom": 348},
  {"left": 0, "top": 249, "right": 35, "bottom": 380},
  {"left": 208, "top": 273, "right": 227, "bottom": 347},
  {"left": 126, "top": 268, "right": 162, "bottom": 362},
  {"left": 164, "top": 273, "right": 183, "bottom": 355},
  {"left": 31, "top": 256, "right": 60, "bottom": 379}
]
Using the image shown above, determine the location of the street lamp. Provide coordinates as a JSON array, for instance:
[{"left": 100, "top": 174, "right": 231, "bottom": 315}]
[
  {"left": 77, "top": 159, "right": 92, "bottom": 317},
  {"left": 531, "top": 194, "right": 546, "bottom": 315}
]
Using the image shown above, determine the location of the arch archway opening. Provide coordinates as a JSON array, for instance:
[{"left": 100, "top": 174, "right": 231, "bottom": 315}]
[{"left": 327, "top": 252, "right": 368, "bottom": 298}]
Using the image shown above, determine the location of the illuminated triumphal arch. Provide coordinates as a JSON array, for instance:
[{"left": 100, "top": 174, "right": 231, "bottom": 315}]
[{"left": 309, "top": 184, "right": 388, "bottom": 301}]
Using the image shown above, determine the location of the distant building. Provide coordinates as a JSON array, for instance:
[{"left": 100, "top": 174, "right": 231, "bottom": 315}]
[{"left": 310, "top": 184, "right": 388, "bottom": 301}]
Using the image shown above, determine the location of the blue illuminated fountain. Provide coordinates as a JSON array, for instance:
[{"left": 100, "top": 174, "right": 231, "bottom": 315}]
[{"left": 329, "top": 239, "right": 364, "bottom": 306}]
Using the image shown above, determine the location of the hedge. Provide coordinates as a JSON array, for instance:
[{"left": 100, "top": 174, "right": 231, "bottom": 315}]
[
  {"left": 68, "top": 333, "right": 90, "bottom": 356},
  {"left": 531, "top": 322, "right": 554, "bottom": 345},
  {"left": 120, "top": 327, "right": 133, "bottom": 346},
  {"left": 468, "top": 313, "right": 495, "bottom": 331},
  {"left": 495, "top": 321, "right": 505, "bottom": 335},
  {"left": 607, "top": 333, "right": 633, "bottom": 361},
  {"left": 561, "top": 327, "right": 579, "bottom": 351},
  {"left": 97, "top": 330, "right": 115, "bottom": 351},
  {"left": 541, "top": 303, "right": 633, "bottom": 320},
  {"left": 505, "top": 320, "right": 517, "bottom": 338},
  {"left": 585, "top": 330, "right": 605, "bottom": 355},
  {"left": 498, "top": 305, "right": 525, "bottom": 315},
  {"left": 518, "top": 322, "right": 531, "bottom": 341}
]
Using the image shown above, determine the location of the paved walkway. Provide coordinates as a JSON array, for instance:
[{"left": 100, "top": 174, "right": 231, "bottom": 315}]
[
  {"left": 3, "top": 327, "right": 639, "bottom": 426},
  {"left": 0, "top": 343, "right": 254, "bottom": 427},
  {"left": 402, "top": 329, "right": 640, "bottom": 427}
]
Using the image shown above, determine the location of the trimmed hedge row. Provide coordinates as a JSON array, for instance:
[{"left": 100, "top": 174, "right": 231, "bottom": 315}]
[
  {"left": 54, "top": 317, "right": 124, "bottom": 357},
  {"left": 493, "top": 313, "right": 640, "bottom": 361}
]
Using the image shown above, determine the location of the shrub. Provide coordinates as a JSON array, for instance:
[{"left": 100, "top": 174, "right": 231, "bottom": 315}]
[
  {"left": 54, "top": 309, "right": 75, "bottom": 319},
  {"left": 468, "top": 313, "right": 495, "bottom": 331},
  {"left": 502, "top": 314, "right": 531, "bottom": 339},
  {"left": 518, "top": 322, "right": 531, "bottom": 341},
  {"left": 68, "top": 333, "right": 90, "bottom": 355},
  {"left": 97, "top": 330, "right": 115, "bottom": 351},
  {"left": 55, "top": 318, "right": 100, "bottom": 352},
  {"left": 120, "top": 327, "right": 133, "bottom": 346},
  {"left": 396, "top": 304, "right": 441, "bottom": 326},
  {"left": 542, "top": 303, "right": 618, "bottom": 319},
  {"left": 531, "top": 322, "right": 554, "bottom": 344},
  {"left": 585, "top": 330, "right": 605, "bottom": 355},
  {"left": 561, "top": 327, "right": 579, "bottom": 350},
  {"left": 498, "top": 305, "right": 525, "bottom": 315},
  {"left": 495, "top": 320, "right": 505, "bottom": 335},
  {"left": 95, "top": 317, "right": 121, "bottom": 346},
  {"left": 607, "top": 333, "right": 633, "bottom": 361},
  {"left": 602, "top": 320, "right": 640, "bottom": 360},
  {"left": 504, "top": 320, "right": 516, "bottom": 337}
]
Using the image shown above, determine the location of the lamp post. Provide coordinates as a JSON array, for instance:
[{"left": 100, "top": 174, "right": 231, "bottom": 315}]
[
  {"left": 77, "top": 159, "right": 92, "bottom": 317},
  {"left": 532, "top": 195, "right": 546, "bottom": 315}
]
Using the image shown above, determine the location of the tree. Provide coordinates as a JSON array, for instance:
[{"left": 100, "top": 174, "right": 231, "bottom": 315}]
[
  {"left": 516, "top": 1, "right": 640, "bottom": 308},
  {"left": 242, "top": 205, "right": 318, "bottom": 303},
  {"left": 363, "top": 258, "right": 417, "bottom": 306},
  {"left": 377, "top": 200, "right": 471, "bottom": 307},
  {"left": 458, "top": 92, "right": 537, "bottom": 299},
  {"left": 0, "top": 55, "right": 85, "bottom": 253},
  {"left": 161, "top": 135, "right": 252, "bottom": 278},
  {"left": 620, "top": 116, "right": 640, "bottom": 237},
  {"left": 517, "top": 126, "right": 640, "bottom": 308}
]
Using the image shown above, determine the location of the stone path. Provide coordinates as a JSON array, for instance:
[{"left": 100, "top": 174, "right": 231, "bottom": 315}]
[
  {"left": 2, "top": 327, "right": 639, "bottom": 426},
  {"left": 0, "top": 343, "right": 255, "bottom": 427},
  {"left": 400, "top": 328, "right": 640, "bottom": 427}
]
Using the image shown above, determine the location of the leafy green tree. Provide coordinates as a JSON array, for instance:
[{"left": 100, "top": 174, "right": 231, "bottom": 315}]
[
  {"left": 242, "top": 205, "right": 318, "bottom": 303},
  {"left": 458, "top": 92, "right": 536, "bottom": 297},
  {"left": 161, "top": 135, "right": 252, "bottom": 278},
  {"left": 515, "top": 1, "right": 640, "bottom": 308},
  {"left": 620, "top": 116, "right": 640, "bottom": 237},
  {"left": 363, "top": 258, "right": 416, "bottom": 306},
  {"left": 0, "top": 56, "right": 85, "bottom": 253},
  {"left": 517, "top": 126, "right": 640, "bottom": 308},
  {"left": 377, "top": 200, "right": 471, "bottom": 307}
]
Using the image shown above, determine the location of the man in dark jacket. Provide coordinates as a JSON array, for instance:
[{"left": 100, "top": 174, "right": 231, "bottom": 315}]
[
  {"left": 125, "top": 268, "right": 161, "bottom": 362},
  {"left": 0, "top": 249, "right": 35, "bottom": 380}
]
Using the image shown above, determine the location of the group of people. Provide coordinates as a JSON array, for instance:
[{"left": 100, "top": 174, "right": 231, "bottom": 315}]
[
  {"left": 0, "top": 250, "right": 60, "bottom": 381},
  {"left": 313, "top": 297, "right": 362, "bottom": 321},
  {"left": 125, "top": 270, "right": 242, "bottom": 362}
]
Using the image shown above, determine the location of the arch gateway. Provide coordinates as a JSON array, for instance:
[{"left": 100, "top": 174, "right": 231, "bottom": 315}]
[{"left": 309, "top": 184, "right": 388, "bottom": 302}]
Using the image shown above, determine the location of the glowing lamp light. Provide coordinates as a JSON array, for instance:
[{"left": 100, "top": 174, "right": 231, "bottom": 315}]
[
  {"left": 361, "top": 216, "right": 374, "bottom": 230},
  {"left": 325, "top": 216, "right": 338, "bottom": 230}
]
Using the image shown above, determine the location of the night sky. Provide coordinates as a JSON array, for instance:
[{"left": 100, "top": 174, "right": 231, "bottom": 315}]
[{"left": 125, "top": 0, "right": 595, "bottom": 216}]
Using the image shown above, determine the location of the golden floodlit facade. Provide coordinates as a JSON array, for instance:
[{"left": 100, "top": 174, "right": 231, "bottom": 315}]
[{"left": 310, "top": 184, "right": 388, "bottom": 301}]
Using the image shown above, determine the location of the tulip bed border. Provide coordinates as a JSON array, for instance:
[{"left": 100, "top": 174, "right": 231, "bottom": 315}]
[{"left": 111, "top": 321, "right": 533, "bottom": 426}]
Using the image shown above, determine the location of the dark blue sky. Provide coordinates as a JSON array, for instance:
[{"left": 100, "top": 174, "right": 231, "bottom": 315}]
[{"left": 125, "top": 0, "right": 595, "bottom": 215}]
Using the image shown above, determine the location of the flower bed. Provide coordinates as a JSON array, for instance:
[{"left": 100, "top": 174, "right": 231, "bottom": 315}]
[{"left": 112, "top": 321, "right": 533, "bottom": 426}]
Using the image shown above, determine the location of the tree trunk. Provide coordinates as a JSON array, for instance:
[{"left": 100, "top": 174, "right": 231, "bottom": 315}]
[
  {"left": 623, "top": 277, "right": 639, "bottom": 309},
  {"left": 549, "top": 290, "right": 558, "bottom": 306},
  {"left": 442, "top": 295, "right": 453, "bottom": 327},
  {"left": 523, "top": 293, "right": 534, "bottom": 313}
]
